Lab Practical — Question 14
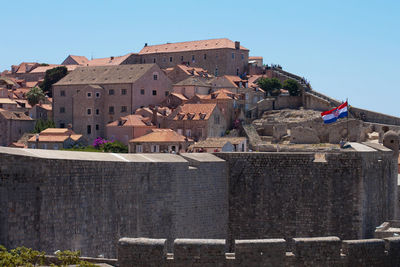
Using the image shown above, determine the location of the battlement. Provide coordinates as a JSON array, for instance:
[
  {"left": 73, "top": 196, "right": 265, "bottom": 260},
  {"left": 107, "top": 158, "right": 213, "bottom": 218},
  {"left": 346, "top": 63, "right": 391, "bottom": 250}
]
[{"left": 118, "top": 236, "right": 400, "bottom": 266}]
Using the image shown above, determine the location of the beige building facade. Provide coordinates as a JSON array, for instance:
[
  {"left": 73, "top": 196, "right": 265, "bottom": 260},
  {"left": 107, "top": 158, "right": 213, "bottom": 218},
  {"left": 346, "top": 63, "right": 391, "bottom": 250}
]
[{"left": 52, "top": 64, "right": 172, "bottom": 143}]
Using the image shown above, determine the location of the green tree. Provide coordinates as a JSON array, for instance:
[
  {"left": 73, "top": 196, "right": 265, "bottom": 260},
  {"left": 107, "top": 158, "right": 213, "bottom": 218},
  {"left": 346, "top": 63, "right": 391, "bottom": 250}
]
[
  {"left": 283, "top": 79, "right": 301, "bottom": 96},
  {"left": 33, "top": 119, "right": 56, "bottom": 133},
  {"left": 26, "top": 86, "right": 45, "bottom": 106},
  {"left": 40, "top": 66, "right": 68, "bottom": 96},
  {"left": 102, "top": 141, "right": 128, "bottom": 153},
  {"left": 257, "top": 77, "right": 282, "bottom": 96}
]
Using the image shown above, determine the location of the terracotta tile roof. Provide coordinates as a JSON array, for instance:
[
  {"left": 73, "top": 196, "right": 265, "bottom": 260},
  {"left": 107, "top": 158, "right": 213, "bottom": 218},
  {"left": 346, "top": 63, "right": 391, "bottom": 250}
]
[
  {"left": 36, "top": 103, "right": 52, "bottom": 111},
  {"left": 170, "top": 93, "right": 188, "bottom": 101},
  {"left": 86, "top": 53, "right": 133, "bottom": 66},
  {"left": 139, "top": 38, "right": 248, "bottom": 54},
  {"left": 0, "top": 108, "right": 33, "bottom": 120},
  {"left": 129, "top": 129, "right": 192, "bottom": 143},
  {"left": 107, "top": 114, "right": 154, "bottom": 127},
  {"left": 249, "top": 56, "right": 263, "bottom": 60},
  {"left": 54, "top": 64, "right": 155, "bottom": 86},
  {"left": 176, "top": 65, "right": 210, "bottom": 76},
  {"left": 14, "top": 62, "right": 39, "bottom": 73},
  {"left": 0, "top": 98, "right": 17, "bottom": 104},
  {"left": 70, "top": 134, "right": 83, "bottom": 141},
  {"left": 174, "top": 76, "right": 211, "bottom": 87},
  {"left": 25, "top": 81, "right": 39, "bottom": 88},
  {"left": 40, "top": 128, "right": 72, "bottom": 135},
  {"left": 69, "top": 55, "right": 89, "bottom": 65},
  {"left": 14, "top": 99, "right": 32, "bottom": 109},
  {"left": 191, "top": 137, "right": 246, "bottom": 148},
  {"left": 30, "top": 65, "right": 78, "bottom": 73},
  {"left": 173, "top": 103, "right": 216, "bottom": 121},
  {"left": 9, "top": 142, "right": 26, "bottom": 148},
  {"left": 28, "top": 135, "right": 69, "bottom": 142},
  {"left": 208, "top": 89, "right": 238, "bottom": 100}
]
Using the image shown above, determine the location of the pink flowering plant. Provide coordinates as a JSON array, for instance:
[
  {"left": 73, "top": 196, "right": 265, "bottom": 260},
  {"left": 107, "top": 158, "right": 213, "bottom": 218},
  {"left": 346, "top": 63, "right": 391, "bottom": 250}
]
[{"left": 92, "top": 137, "right": 110, "bottom": 149}]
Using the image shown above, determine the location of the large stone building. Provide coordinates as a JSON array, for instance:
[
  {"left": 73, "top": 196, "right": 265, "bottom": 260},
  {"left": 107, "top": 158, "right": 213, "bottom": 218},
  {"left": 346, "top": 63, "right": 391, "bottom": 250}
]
[
  {"left": 123, "top": 38, "right": 249, "bottom": 77},
  {"left": 52, "top": 64, "right": 172, "bottom": 142},
  {"left": 0, "top": 108, "right": 34, "bottom": 146}
]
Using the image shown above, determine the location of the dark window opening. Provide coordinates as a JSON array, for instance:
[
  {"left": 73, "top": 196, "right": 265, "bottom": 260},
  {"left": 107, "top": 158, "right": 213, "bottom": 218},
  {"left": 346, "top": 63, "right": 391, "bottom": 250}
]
[
  {"left": 152, "top": 90, "right": 157, "bottom": 96},
  {"left": 87, "top": 125, "right": 91, "bottom": 135}
]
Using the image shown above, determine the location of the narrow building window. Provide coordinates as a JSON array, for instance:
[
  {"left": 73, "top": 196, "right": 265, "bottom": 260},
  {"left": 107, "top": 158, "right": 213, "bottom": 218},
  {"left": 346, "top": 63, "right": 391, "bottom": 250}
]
[
  {"left": 152, "top": 90, "right": 157, "bottom": 96},
  {"left": 121, "top": 89, "right": 127, "bottom": 95},
  {"left": 87, "top": 125, "right": 91, "bottom": 135},
  {"left": 109, "top": 106, "right": 114, "bottom": 114},
  {"left": 87, "top": 92, "right": 92, "bottom": 98},
  {"left": 121, "top": 106, "right": 127, "bottom": 112},
  {"left": 232, "top": 53, "right": 235, "bottom": 59},
  {"left": 204, "top": 54, "right": 207, "bottom": 60},
  {"left": 192, "top": 55, "right": 195, "bottom": 62},
  {"left": 153, "top": 74, "right": 158, "bottom": 80},
  {"left": 96, "top": 124, "right": 99, "bottom": 130},
  {"left": 169, "top": 57, "right": 173, "bottom": 62},
  {"left": 95, "top": 92, "right": 101, "bottom": 98},
  {"left": 181, "top": 56, "right": 184, "bottom": 61},
  {"left": 96, "top": 109, "right": 99, "bottom": 115},
  {"left": 153, "top": 58, "right": 156, "bottom": 63},
  {"left": 140, "top": 89, "right": 145, "bottom": 95},
  {"left": 60, "top": 107, "right": 65, "bottom": 113},
  {"left": 109, "top": 89, "right": 114, "bottom": 95},
  {"left": 60, "top": 90, "right": 66, "bottom": 97},
  {"left": 87, "top": 108, "right": 92, "bottom": 115}
]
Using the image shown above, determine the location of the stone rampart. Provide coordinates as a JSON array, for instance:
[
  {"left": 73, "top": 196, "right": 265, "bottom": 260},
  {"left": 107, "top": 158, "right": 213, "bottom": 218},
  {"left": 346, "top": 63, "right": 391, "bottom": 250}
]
[
  {"left": 215, "top": 144, "right": 396, "bottom": 249},
  {"left": 0, "top": 148, "right": 228, "bottom": 258},
  {"left": 117, "top": 236, "right": 400, "bottom": 266}
]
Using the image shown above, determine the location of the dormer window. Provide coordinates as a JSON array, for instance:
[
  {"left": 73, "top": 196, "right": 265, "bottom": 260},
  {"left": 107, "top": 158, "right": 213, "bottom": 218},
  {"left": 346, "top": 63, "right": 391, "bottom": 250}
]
[
  {"left": 199, "top": 113, "right": 206, "bottom": 120},
  {"left": 187, "top": 113, "right": 195, "bottom": 120},
  {"left": 178, "top": 113, "right": 185, "bottom": 120}
]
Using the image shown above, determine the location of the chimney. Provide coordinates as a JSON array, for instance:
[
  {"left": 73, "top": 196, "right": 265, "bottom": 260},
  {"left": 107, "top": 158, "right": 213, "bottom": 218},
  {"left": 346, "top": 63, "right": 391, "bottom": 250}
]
[
  {"left": 110, "top": 56, "right": 114, "bottom": 60},
  {"left": 152, "top": 107, "right": 158, "bottom": 127},
  {"left": 144, "top": 43, "right": 148, "bottom": 47},
  {"left": 235, "top": 41, "right": 240, "bottom": 49}
]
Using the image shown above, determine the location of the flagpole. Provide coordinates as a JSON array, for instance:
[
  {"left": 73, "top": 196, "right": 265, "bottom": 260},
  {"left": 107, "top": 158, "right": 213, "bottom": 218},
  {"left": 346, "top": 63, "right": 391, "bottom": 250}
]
[{"left": 346, "top": 98, "right": 349, "bottom": 141}]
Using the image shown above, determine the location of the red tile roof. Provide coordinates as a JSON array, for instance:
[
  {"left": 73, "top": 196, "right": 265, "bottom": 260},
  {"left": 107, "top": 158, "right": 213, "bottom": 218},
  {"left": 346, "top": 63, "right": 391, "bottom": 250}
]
[
  {"left": 129, "top": 129, "right": 192, "bottom": 143},
  {"left": 69, "top": 55, "right": 89, "bottom": 65},
  {"left": 139, "top": 38, "right": 248, "bottom": 54},
  {"left": 86, "top": 53, "right": 133, "bottom": 66},
  {"left": 173, "top": 103, "right": 217, "bottom": 121},
  {"left": 107, "top": 114, "right": 154, "bottom": 127}
]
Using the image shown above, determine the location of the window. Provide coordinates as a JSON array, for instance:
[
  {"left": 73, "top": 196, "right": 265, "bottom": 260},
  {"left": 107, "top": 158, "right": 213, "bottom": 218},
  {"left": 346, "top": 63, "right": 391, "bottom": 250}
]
[
  {"left": 60, "top": 107, "right": 65, "bottom": 113},
  {"left": 153, "top": 58, "right": 156, "bottom": 63},
  {"left": 186, "top": 129, "right": 191, "bottom": 137},
  {"left": 87, "top": 108, "right": 92, "bottom": 115},
  {"left": 96, "top": 109, "right": 99, "bottom": 115},
  {"left": 151, "top": 145, "right": 159, "bottom": 153},
  {"left": 109, "top": 89, "right": 114, "bottom": 95},
  {"left": 204, "top": 54, "right": 207, "bottom": 60},
  {"left": 87, "top": 125, "right": 91, "bottom": 135},
  {"left": 60, "top": 123, "right": 65, "bottom": 128},
  {"left": 153, "top": 74, "right": 158, "bottom": 80},
  {"left": 236, "top": 68, "right": 239, "bottom": 76},
  {"left": 215, "top": 68, "right": 218, "bottom": 76},
  {"left": 87, "top": 92, "right": 92, "bottom": 98},
  {"left": 95, "top": 92, "right": 101, "bottom": 98},
  {"left": 152, "top": 90, "right": 157, "bottom": 96},
  {"left": 232, "top": 53, "right": 235, "bottom": 59},
  {"left": 165, "top": 91, "right": 169, "bottom": 96},
  {"left": 136, "top": 145, "right": 143, "bottom": 153},
  {"left": 163, "top": 57, "right": 166, "bottom": 62},
  {"left": 109, "top": 106, "right": 114, "bottom": 114},
  {"left": 121, "top": 89, "right": 127, "bottom": 95},
  {"left": 121, "top": 106, "right": 127, "bottom": 112},
  {"left": 214, "top": 115, "right": 220, "bottom": 124},
  {"left": 60, "top": 90, "right": 65, "bottom": 97},
  {"left": 181, "top": 56, "right": 184, "bottom": 61},
  {"left": 143, "top": 58, "right": 146, "bottom": 63},
  {"left": 216, "top": 53, "right": 219, "bottom": 59},
  {"left": 96, "top": 124, "right": 99, "bottom": 130},
  {"left": 43, "top": 144, "right": 47, "bottom": 149},
  {"left": 241, "top": 54, "right": 244, "bottom": 60},
  {"left": 53, "top": 144, "right": 58, "bottom": 150},
  {"left": 177, "top": 129, "right": 183, "bottom": 135},
  {"left": 169, "top": 57, "right": 173, "bottom": 62},
  {"left": 192, "top": 55, "right": 195, "bottom": 62},
  {"left": 140, "top": 89, "right": 145, "bottom": 95}
]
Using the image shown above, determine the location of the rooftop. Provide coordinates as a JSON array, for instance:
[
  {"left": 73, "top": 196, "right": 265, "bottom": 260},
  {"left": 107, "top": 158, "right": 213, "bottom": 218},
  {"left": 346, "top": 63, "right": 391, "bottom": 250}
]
[
  {"left": 173, "top": 103, "right": 217, "bottom": 121},
  {"left": 0, "top": 108, "right": 33, "bottom": 120},
  {"left": 54, "top": 64, "right": 155, "bottom": 85},
  {"left": 130, "top": 129, "right": 192, "bottom": 143},
  {"left": 107, "top": 114, "right": 153, "bottom": 127},
  {"left": 139, "top": 38, "right": 248, "bottom": 54}
]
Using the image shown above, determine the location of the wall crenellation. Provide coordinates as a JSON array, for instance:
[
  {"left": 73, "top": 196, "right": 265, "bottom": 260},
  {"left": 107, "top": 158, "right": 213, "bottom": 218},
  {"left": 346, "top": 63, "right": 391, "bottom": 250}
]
[{"left": 118, "top": 236, "right": 400, "bottom": 267}]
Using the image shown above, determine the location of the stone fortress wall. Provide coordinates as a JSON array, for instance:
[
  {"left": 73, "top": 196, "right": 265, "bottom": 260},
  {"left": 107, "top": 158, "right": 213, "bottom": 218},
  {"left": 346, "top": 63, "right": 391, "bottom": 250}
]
[
  {"left": 0, "top": 133, "right": 398, "bottom": 259},
  {"left": 117, "top": 236, "right": 400, "bottom": 267}
]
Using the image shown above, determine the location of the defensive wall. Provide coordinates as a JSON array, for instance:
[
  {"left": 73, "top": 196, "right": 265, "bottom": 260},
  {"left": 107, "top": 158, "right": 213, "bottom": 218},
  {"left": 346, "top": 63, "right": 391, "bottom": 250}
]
[
  {"left": 0, "top": 148, "right": 228, "bottom": 258},
  {"left": 0, "top": 136, "right": 398, "bottom": 258},
  {"left": 117, "top": 236, "right": 400, "bottom": 267}
]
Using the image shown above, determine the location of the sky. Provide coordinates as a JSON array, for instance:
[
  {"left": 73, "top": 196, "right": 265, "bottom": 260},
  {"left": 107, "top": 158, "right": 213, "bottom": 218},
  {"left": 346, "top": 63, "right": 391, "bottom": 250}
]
[{"left": 1, "top": 0, "right": 399, "bottom": 116}]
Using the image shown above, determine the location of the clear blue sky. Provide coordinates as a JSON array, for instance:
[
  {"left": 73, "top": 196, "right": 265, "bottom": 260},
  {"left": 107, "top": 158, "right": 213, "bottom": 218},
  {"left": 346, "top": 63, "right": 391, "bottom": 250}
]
[{"left": 1, "top": 0, "right": 399, "bottom": 116}]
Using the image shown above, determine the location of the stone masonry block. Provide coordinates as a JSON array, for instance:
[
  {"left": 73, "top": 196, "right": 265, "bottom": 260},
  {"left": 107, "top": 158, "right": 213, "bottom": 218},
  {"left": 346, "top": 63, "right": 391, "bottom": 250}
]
[
  {"left": 384, "top": 237, "right": 400, "bottom": 266},
  {"left": 293, "top": 236, "right": 341, "bottom": 267},
  {"left": 342, "top": 239, "right": 386, "bottom": 267},
  {"left": 235, "top": 239, "right": 286, "bottom": 267},
  {"left": 173, "top": 239, "right": 226, "bottom": 260},
  {"left": 118, "top": 237, "right": 166, "bottom": 267}
]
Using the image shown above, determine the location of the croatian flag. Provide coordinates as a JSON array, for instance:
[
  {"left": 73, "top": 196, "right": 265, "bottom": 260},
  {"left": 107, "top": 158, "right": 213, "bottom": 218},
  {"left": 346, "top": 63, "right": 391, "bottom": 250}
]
[{"left": 321, "top": 102, "right": 348, "bottom": 124}]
